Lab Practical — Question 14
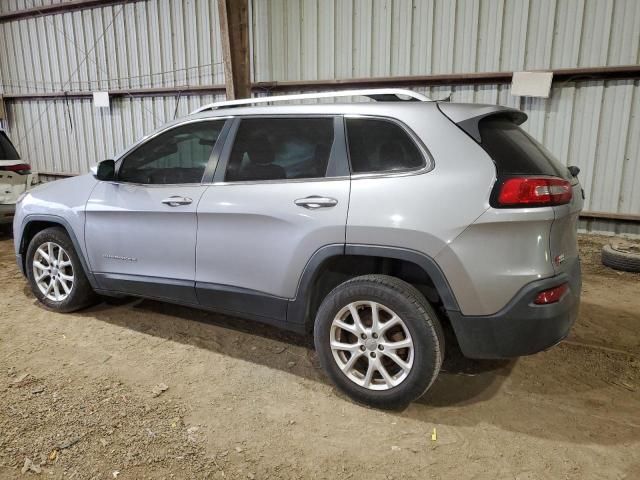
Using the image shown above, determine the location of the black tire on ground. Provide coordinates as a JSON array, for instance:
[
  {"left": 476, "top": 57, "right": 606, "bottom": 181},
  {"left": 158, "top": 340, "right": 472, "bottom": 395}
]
[
  {"left": 25, "top": 226, "right": 97, "bottom": 312},
  {"left": 601, "top": 243, "right": 640, "bottom": 273},
  {"left": 314, "top": 274, "right": 445, "bottom": 409}
]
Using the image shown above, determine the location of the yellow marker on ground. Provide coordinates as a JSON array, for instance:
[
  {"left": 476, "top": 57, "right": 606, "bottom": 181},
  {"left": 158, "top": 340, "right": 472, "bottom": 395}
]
[{"left": 431, "top": 427, "right": 437, "bottom": 441}]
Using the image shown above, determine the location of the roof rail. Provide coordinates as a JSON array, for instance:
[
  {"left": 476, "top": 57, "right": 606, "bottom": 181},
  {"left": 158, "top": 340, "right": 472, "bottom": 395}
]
[{"left": 190, "top": 88, "right": 431, "bottom": 114}]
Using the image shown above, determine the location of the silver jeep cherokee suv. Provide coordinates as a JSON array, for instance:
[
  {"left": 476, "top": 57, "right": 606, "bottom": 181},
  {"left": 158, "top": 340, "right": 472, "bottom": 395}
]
[{"left": 13, "top": 89, "right": 583, "bottom": 408}]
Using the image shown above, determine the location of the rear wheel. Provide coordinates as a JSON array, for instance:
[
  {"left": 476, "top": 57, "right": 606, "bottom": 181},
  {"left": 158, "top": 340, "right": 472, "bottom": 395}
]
[
  {"left": 26, "top": 227, "right": 96, "bottom": 312},
  {"left": 314, "top": 274, "right": 444, "bottom": 409}
]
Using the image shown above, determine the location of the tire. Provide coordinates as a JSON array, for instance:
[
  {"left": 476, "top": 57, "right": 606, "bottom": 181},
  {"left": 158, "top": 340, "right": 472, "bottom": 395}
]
[
  {"left": 314, "top": 274, "right": 445, "bottom": 409},
  {"left": 601, "top": 243, "right": 640, "bottom": 273},
  {"left": 26, "top": 227, "right": 97, "bottom": 312}
]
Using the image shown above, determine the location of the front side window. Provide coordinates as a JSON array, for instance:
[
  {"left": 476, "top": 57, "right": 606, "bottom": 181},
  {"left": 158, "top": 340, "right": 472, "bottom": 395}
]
[
  {"left": 346, "top": 118, "right": 425, "bottom": 174},
  {"left": 118, "top": 120, "right": 225, "bottom": 184},
  {"left": 225, "top": 117, "right": 334, "bottom": 182}
]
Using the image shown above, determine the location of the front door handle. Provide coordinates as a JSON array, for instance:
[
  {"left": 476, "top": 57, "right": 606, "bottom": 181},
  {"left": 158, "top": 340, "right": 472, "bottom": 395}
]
[
  {"left": 162, "top": 196, "right": 193, "bottom": 206},
  {"left": 294, "top": 196, "right": 339, "bottom": 209}
]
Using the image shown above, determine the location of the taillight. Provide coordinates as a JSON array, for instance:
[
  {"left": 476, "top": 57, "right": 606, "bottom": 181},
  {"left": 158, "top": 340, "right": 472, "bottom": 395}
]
[
  {"left": 497, "top": 176, "right": 572, "bottom": 207},
  {"left": 534, "top": 283, "right": 569, "bottom": 305},
  {"left": 0, "top": 163, "right": 31, "bottom": 175}
]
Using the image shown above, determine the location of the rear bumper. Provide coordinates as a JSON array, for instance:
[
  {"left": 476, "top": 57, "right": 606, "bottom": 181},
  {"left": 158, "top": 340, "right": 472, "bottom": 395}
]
[{"left": 448, "top": 259, "right": 581, "bottom": 359}]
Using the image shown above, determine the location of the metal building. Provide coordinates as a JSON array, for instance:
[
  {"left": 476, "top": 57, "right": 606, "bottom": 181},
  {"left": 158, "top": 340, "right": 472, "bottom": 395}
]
[{"left": 0, "top": 0, "right": 638, "bottom": 233}]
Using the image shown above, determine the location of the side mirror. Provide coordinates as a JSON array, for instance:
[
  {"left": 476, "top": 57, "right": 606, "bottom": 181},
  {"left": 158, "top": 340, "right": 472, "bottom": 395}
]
[
  {"left": 94, "top": 159, "right": 115, "bottom": 181},
  {"left": 568, "top": 165, "right": 580, "bottom": 177}
]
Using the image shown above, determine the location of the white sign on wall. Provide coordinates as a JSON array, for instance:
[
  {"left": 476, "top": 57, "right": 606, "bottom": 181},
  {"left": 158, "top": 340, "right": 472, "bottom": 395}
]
[
  {"left": 511, "top": 71, "right": 554, "bottom": 98},
  {"left": 93, "top": 91, "right": 110, "bottom": 108}
]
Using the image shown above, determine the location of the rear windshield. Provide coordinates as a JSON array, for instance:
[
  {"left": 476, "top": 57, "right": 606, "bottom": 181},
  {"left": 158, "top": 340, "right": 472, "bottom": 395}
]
[
  {"left": 0, "top": 132, "right": 20, "bottom": 160},
  {"left": 478, "top": 116, "right": 569, "bottom": 179}
]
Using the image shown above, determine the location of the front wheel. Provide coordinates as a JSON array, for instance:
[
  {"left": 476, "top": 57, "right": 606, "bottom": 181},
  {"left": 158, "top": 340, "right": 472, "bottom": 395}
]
[
  {"left": 26, "top": 227, "right": 96, "bottom": 312},
  {"left": 314, "top": 274, "right": 444, "bottom": 409}
]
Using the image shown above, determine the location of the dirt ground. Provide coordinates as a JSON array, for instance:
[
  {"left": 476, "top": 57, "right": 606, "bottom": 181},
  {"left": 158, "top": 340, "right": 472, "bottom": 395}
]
[{"left": 0, "top": 230, "right": 639, "bottom": 480}]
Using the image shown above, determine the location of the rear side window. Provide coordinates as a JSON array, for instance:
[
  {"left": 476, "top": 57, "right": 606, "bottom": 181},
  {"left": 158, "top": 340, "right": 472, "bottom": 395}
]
[
  {"left": 225, "top": 117, "right": 334, "bottom": 182},
  {"left": 0, "top": 132, "right": 20, "bottom": 160},
  {"left": 478, "top": 116, "right": 569, "bottom": 178},
  {"left": 346, "top": 118, "right": 425, "bottom": 174}
]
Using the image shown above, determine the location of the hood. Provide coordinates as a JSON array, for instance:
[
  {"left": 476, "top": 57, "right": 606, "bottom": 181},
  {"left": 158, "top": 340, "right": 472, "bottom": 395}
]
[{"left": 26, "top": 174, "right": 96, "bottom": 199}]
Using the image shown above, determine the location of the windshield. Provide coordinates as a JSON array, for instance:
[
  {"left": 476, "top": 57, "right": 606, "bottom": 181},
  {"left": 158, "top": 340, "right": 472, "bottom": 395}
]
[{"left": 0, "top": 131, "right": 20, "bottom": 160}]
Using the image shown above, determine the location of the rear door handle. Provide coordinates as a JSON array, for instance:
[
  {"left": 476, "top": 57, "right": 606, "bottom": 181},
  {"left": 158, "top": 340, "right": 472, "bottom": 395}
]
[
  {"left": 294, "top": 196, "right": 338, "bottom": 209},
  {"left": 162, "top": 196, "right": 193, "bottom": 206}
]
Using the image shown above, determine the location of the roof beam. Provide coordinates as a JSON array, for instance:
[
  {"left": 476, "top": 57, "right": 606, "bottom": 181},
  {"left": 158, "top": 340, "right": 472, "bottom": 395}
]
[
  {"left": 0, "top": 0, "right": 146, "bottom": 23},
  {"left": 254, "top": 65, "right": 640, "bottom": 91},
  {"left": 1, "top": 84, "right": 226, "bottom": 100},
  {"left": 217, "top": 0, "right": 250, "bottom": 100},
  {"left": 2, "top": 65, "right": 639, "bottom": 100}
]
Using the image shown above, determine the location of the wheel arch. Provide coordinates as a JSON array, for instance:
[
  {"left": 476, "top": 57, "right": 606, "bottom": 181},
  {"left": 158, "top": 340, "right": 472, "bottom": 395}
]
[
  {"left": 18, "top": 215, "right": 97, "bottom": 288},
  {"left": 287, "top": 244, "right": 460, "bottom": 334}
]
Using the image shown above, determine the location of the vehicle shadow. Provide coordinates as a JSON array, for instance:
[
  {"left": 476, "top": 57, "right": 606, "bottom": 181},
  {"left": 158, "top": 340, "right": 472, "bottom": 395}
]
[
  {"left": 75, "top": 296, "right": 640, "bottom": 447},
  {"left": 79, "top": 296, "right": 507, "bottom": 400}
]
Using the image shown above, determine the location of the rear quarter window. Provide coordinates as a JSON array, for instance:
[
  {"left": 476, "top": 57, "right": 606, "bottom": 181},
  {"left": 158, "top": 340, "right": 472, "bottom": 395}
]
[{"left": 478, "top": 116, "right": 569, "bottom": 179}]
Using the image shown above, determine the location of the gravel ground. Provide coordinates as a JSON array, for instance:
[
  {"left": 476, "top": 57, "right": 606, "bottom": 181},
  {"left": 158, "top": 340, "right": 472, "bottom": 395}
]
[{"left": 0, "top": 230, "right": 639, "bottom": 479}]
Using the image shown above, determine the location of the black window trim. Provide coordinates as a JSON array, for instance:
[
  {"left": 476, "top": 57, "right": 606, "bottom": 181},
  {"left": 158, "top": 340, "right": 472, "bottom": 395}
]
[
  {"left": 112, "top": 117, "right": 233, "bottom": 187},
  {"left": 206, "top": 114, "right": 350, "bottom": 185},
  {"left": 344, "top": 114, "right": 434, "bottom": 179}
]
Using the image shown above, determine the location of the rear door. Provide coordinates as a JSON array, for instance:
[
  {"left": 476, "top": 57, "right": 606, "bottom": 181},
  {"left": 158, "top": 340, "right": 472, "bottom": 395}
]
[
  {"left": 85, "top": 119, "right": 228, "bottom": 303},
  {"left": 195, "top": 116, "right": 350, "bottom": 323}
]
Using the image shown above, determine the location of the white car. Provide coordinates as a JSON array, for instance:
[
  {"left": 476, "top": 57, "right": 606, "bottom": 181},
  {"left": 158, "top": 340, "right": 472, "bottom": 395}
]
[{"left": 0, "top": 129, "right": 38, "bottom": 225}]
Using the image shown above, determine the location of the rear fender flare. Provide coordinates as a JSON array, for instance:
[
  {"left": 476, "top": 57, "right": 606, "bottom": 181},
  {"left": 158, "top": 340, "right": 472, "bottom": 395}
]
[{"left": 286, "top": 244, "right": 460, "bottom": 331}]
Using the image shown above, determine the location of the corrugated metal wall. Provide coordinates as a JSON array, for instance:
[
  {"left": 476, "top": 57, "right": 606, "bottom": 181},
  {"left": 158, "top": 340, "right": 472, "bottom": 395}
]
[
  {"left": 251, "top": 0, "right": 640, "bottom": 80},
  {"left": 0, "top": 0, "right": 638, "bottom": 234},
  {"left": 0, "top": 0, "right": 225, "bottom": 94},
  {"left": 0, "top": 0, "right": 226, "bottom": 174},
  {"left": 6, "top": 93, "right": 225, "bottom": 175}
]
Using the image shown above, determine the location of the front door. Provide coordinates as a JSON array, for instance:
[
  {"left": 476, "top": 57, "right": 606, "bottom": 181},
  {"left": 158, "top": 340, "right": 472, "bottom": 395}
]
[
  {"left": 85, "top": 119, "right": 228, "bottom": 304},
  {"left": 195, "top": 116, "right": 350, "bottom": 323}
]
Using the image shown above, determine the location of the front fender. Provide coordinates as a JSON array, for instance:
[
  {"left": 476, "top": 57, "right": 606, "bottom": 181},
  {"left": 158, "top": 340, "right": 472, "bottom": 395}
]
[
  {"left": 13, "top": 174, "right": 98, "bottom": 286},
  {"left": 16, "top": 214, "right": 98, "bottom": 289}
]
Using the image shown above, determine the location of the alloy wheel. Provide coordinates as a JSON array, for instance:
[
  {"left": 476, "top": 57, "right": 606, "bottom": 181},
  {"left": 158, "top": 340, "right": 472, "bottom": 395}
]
[
  {"left": 32, "top": 241, "right": 74, "bottom": 302},
  {"left": 330, "top": 301, "right": 414, "bottom": 390}
]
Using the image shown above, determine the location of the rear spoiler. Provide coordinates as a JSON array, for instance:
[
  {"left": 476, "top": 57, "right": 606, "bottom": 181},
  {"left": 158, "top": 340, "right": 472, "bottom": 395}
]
[{"left": 437, "top": 103, "right": 527, "bottom": 143}]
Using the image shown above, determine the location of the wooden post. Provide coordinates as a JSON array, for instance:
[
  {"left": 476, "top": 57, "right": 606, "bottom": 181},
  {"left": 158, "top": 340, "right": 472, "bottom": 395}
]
[{"left": 218, "top": 0, "right": 251, "bottom": 100}]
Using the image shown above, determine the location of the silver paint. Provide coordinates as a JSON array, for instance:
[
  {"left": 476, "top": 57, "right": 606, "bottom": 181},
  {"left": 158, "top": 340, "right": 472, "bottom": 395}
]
[{"left": 13, "top": 99, "right": 582, "bottom": 318}]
